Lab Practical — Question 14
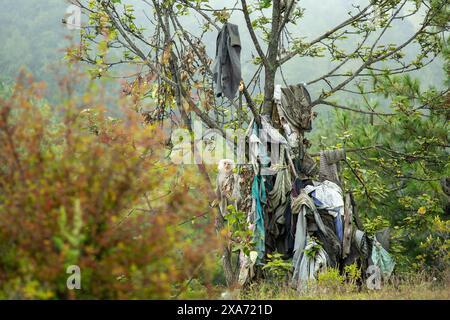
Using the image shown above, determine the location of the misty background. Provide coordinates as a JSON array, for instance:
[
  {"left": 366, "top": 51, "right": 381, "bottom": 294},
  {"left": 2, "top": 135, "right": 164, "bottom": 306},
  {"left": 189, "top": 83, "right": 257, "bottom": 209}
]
[{"left": 0, "top": 0, "right": 445, "bottom": 118}]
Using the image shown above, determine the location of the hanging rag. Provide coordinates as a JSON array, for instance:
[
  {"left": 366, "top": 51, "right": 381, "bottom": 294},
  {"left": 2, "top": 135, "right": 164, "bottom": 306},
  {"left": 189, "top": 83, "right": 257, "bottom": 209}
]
[
  {"left": 314, "top": 213, "right": 342, "bottom": 267},
  {"left": 212, "top": 23, "right": 241, "bottom": 100},
  {"left": 309, "top": 192, "right": 344, "bottom": 243},
  {"left": 303, "top": 180, "right": 345, "bottom": 242},
  {"left": 291, "top": 177, "right": 304, "bottom": 198},
  {"left": 371, "top": 237, "right": 395, "bottom": 280},
  {"left": 284, "top": 199, "right": 295, "bottom": 257},
  {"left": 259, "top": 115, "right": 289, "bottom": 147},
  {"left": 354, "top": 229, "right": 369, "bottom": 258},
  {"left": 248, "top": 120, "right": 271, "bottom": 168},
  {"left": 274, "top": 87, "right": 299, "bottom": 149},
  {"left": 335, "top": 213, "right": 344, "bottom": 243},
  {"left": 268, "top": 146, "right": 291, "bottom": 210},
  {"left": 266, "top": 150, "right": 292, "bottom": 254},
  {"left": 375, "top": 227, "right": 391, "bottom": 251},
  {"left": 280, "top": 0, "right": 298, "bottom": 20},
  {"left": 292, "top": 236, "right": 328, "bottom": 291},
  {"left": 251, "top": 174, "right": 267, "bottom": 263},
  {"left": 303, "top": 180, "right": 345, "bottom": 216},
  {"left": 279, "top": 83, "right": 313, "bottom": 131},
  {"left": 246, "top": 117, "right": 289, "bottom": 174},
  {"left": 238, "top": 250, "right": 258, "bottom": 286},
  {"left": 299, "top": 152, "right": 318, "bottom": 177},
  {"left": 280, "top": 115, "right": 299, "bottom": 149},
  {"left": 319, "top": 149, "right": 346, "bottom": 185},
  {"left": 291, "top": 191, "right": 328, "bottom": 282}
]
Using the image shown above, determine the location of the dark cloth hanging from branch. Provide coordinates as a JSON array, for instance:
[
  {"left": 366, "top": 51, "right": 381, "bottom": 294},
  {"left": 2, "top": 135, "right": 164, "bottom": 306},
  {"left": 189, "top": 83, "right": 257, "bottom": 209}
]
[{"left": 212, "top": 23, "right": 242, "bottom": 100}]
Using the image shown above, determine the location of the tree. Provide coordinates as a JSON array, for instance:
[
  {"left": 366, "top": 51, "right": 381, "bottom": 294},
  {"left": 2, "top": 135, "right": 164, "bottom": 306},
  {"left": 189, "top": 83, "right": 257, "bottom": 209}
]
[
  {"left": 314, "top": 70, "right": 449, "bottom": 274},
  {"left": 68, "top": 0, "right": 449, "bottom": 286}
]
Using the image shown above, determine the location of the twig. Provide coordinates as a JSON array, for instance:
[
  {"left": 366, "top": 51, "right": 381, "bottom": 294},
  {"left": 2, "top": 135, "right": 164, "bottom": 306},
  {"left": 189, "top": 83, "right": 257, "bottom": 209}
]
[
  {"left": 344, "top": 158, "right": 374, "bottom": 203},
  {"left": 309, "top": 145, "right": 382, "bottom": 157},
  {"left": 178, "top": 211, "right": 210, "bottom": 226}
]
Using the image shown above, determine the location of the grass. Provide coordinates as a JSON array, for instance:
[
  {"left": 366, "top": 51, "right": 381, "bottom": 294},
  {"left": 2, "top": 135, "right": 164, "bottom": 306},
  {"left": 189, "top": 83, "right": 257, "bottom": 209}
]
[{"left": 233, "top": 271, "right": 450, "bottom": 300}]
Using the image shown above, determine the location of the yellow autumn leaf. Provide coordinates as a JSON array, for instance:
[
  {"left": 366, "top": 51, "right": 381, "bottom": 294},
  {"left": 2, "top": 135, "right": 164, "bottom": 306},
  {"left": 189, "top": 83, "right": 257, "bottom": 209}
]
[{"left": 417, "top": 207, "right": 426, "bottom": 215}]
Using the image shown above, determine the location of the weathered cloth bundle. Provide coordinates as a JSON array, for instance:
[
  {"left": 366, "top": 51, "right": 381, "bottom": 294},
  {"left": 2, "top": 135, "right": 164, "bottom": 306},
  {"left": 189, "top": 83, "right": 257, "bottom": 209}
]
[
  {"left": 279, "top": 84, "right": 313, "bottom": 131},
  {"left": 319, "top": 149, "right": 346, "bottom": 184},
  {"left": 291, "top": 191, "right": 329, "bottom": 286},
  {"left": 292, "top": 236, "right": 328, "bottom": 292}
]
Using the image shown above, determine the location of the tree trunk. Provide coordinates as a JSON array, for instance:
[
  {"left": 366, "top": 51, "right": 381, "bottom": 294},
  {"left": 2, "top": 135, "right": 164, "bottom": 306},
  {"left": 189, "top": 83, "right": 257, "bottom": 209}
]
[
  {"left": 262, "top": 67, "right": 276, "bottom": 117},
  {"left": 215, "top": 211, "right": 237, "bottom": 287},
  {"left": 261, "top": 0, "right": 281, "bottom": 118}
]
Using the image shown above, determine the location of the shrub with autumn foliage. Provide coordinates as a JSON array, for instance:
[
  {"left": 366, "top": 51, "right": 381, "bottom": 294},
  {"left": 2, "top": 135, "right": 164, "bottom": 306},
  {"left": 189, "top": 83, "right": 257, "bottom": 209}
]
[{"left": 0, "top": 72, "right": 218, "bottom": 299}]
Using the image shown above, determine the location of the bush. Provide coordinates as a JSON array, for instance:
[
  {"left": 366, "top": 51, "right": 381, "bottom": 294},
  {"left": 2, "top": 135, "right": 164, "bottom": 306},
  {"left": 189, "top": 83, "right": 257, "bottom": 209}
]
[
  {"left": 0, "top": 73, "right": 218, "bottom": 299},
  {"left": 262, "top": 253, "right": 292, "bottom": 284},
  {"left": 414, "top": 216, "right": 450, "bottom": 279},
  {"left": 316, "top": 268, "right": 345, "bottom": 293},
  {"left": 344, "top": 263, "right": 362, "bottom": 284}
]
